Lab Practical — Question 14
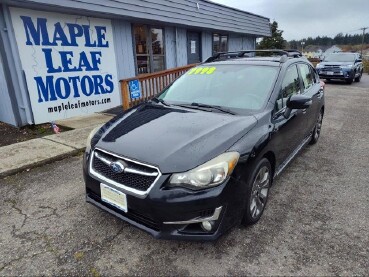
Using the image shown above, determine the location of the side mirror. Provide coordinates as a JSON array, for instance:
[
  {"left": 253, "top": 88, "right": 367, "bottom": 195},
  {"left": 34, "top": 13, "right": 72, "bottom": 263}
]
[
  {"left": 355, "top": 59, "right": 362, "bottom": 63},
  {"left": 284, "top": 94, "right": 312, "bottom": 118}
]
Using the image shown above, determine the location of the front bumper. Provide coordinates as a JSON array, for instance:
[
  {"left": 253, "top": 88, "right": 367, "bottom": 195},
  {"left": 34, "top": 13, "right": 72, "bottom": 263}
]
[
  {"left": 317, "top": 68, "right": 354, "bottom": 80},
  {"left": 83, "top": 152, "right": 248, "bottom": 241}
]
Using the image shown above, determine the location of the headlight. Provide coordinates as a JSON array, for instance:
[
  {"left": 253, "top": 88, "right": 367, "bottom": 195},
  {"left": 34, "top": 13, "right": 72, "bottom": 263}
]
[
  {"left": 169, "top": 152, "right": 240, "bottom": 190},
  {"left": 86, "top": 125, "right": 102, "bottom": 149},
  {"left": 316, "top": 63, "right": 323, "bottom": 69},
  {"left": 340, "top": 64, "right": 353, "bottom": 69}
]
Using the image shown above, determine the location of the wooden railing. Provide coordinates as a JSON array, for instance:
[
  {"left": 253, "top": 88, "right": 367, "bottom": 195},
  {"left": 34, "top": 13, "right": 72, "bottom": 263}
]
[{"left": 120, "top": 64, "right": 197, "bottom": 110}]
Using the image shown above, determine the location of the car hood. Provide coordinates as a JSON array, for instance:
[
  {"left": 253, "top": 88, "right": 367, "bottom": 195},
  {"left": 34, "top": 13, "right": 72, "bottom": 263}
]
[
  {"left": 95, "top": 104, "right": 257, "bottom": 173},
  {"left": 320, "top": 61, "right": 353, "bottom": 66}
]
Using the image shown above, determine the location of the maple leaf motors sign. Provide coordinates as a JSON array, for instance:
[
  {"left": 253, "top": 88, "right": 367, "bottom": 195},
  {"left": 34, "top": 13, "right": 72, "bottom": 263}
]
[{"left": 10, "top": 8, "right": 121, "bottom": 124}]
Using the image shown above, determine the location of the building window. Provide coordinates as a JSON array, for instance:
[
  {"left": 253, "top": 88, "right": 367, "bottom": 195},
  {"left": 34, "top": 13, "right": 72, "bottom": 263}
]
[
  {"left": 133, "top": 25, "right": 165, "bottom": 74},
  {"left": 213, "top": 34, "right": 228, "bottom": 54}
]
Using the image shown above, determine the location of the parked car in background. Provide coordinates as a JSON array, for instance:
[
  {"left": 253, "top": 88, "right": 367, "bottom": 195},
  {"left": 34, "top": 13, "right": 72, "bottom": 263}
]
[
  {"left": 316, "top": 52, "right": 363, "bottom": 84},
  {"left": 83, "top": 50, "right": 325, "bottom": 241}
]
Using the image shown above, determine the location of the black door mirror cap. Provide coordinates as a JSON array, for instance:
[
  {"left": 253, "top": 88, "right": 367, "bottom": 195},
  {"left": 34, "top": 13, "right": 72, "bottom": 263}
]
[{"left": 286, "top": 94, "right": 312, "bottom": 110}]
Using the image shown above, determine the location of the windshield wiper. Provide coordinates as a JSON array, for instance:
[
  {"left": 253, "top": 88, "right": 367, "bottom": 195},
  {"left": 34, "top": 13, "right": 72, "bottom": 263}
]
[
  {"left": 191, "top": 103, "right": 236, "bottom": 115},
  {"left": 151, "top": 97, "right": 171, "bottom": 107},
  {"left": 174, "top": 102, "right": 236, "bottom": 115}
]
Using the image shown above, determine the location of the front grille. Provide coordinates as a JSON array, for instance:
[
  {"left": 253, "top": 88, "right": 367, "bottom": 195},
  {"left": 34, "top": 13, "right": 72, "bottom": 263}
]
[
  {"left": 320, "top": 71, "right": 342, "bottom": 75},
  {"left": 324, "top": 65, "right": 340, "bottom": 69},
  {"left": 321, "top": 65, "right": 341, "bottom": 73},
  {"left": 92, "top": 149, "right": 159, "bottom": 192}
]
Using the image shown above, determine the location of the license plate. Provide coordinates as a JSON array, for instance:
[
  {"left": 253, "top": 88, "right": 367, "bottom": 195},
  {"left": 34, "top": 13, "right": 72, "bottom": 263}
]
[
  {"left": 327, "top": 71, "right": 334, "bottom": 75},
  {"left": 100, "top": 183, "right": 127, "bottom": 212}
]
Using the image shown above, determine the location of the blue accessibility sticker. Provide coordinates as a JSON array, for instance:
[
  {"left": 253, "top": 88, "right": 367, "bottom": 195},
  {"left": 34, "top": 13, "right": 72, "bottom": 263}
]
[{"left": 128, "top": 79, "right": 141, "bottom": 100}]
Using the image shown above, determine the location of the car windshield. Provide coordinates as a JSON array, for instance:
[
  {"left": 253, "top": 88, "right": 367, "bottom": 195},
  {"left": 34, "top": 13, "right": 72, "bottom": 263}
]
[
  {"left": 324, "top": 53, "right": 356, "bottom": 62},
  {"left": 158, "top": 64, "right": 279, "bottom": 113}
]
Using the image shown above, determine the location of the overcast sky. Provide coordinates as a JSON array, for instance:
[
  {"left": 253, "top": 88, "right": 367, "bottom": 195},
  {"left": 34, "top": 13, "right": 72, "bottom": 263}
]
[{"left": 211, "top": 0, "right": 369, "bottom": 40}]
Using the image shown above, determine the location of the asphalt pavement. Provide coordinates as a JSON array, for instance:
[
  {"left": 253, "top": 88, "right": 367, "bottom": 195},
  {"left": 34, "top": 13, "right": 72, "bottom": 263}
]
[{"left": 0, "top": 76, "right": 368, "bottom": 276}]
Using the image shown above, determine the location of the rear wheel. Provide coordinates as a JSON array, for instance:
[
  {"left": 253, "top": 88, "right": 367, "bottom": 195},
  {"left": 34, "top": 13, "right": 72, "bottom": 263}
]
[
  {"left": 242, "top": 158, "right": 272, "bottom": 226},
  {"left": 310, "top": 110, "right": 323, "bottom": 145}
]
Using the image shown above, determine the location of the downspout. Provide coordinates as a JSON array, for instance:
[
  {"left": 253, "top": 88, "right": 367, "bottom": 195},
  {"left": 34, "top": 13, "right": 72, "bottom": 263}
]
[
  {"left": 2, "top": 4, "right": 34, "bottom": 125},
  {"left": 175, "top": 27, "right": 179, "bottom": 67}
]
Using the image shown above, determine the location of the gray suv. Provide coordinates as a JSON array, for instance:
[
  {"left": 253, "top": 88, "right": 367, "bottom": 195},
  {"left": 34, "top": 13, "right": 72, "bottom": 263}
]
[{"left": 316, "top": 52, "right": 363, "bottom": 84}]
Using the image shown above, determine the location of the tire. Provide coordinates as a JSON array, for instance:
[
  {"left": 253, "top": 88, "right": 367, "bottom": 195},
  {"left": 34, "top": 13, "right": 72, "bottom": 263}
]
[
  {"left": 345, "top": 78, "right": 353, "bottom": 84},
  {"left": 241, "top": 158, "right": 272, "bottom": 226},
  {"left": 355, "top": 71, "right": 363, "bottom": 82},
  {"left": 309, "top": 110, "right": 323, "bottom": 145}
]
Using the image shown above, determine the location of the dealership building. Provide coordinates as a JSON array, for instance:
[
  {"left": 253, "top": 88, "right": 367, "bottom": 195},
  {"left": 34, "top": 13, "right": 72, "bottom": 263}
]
[{"left": 0, "top": 0, "right": 271, "bottom": 126}]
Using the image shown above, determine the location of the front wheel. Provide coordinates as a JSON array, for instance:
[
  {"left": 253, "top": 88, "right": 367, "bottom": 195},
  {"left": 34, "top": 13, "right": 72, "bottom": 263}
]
[
  {"left": 355, "top": 70, "right": 363, "bottom": 82},
  {"left": 241, "top": 158, "right": 272, "bottom": 226},
  {"left": 345, "top": 78, "right": 353, "bottom": 84},
  {"left": 310, "top": 110, "right": 323, "bottom": 145}
]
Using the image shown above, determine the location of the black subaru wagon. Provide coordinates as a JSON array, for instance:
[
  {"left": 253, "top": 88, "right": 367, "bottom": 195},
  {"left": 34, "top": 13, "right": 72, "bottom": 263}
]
[{"left": 83, "top": 50, "right": 325, "bottom": 241}]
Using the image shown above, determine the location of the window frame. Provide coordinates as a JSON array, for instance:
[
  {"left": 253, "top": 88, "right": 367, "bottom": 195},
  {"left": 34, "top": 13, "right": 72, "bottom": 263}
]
[
  {"left": 132, "top": 24, "right": 166, "bottom": 75},
  {"left": 212, "top": 33, "right": 228, "bottom": 54},
  {"left": 275, "top": 64, "right": 302, "bottom": 113},
  {"left": 296, "top": 63, "right": 315, "bottom": 93}
]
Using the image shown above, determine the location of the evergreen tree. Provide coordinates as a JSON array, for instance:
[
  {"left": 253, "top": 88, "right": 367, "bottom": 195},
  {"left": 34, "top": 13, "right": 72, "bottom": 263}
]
[
  {"left": 287, "top": 33, "right": 369, "bottom": 47},
  {"left": 257, "top": 21, "right": 286, "bottom": 49}
]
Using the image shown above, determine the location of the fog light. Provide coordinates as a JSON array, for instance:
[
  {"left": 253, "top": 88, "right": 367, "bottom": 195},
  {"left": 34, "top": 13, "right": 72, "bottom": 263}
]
[{"left": 201, "top": 220, "right": 214, "bottom": 232}]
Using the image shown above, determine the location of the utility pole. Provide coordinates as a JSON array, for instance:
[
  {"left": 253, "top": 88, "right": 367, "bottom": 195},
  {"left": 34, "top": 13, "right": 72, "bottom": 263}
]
[{"left": 360, "top": 27, "right": 368, "bottom": 56}]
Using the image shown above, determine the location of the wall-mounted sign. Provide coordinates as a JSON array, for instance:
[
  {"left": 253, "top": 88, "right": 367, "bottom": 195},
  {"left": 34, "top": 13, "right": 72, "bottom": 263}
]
[
  {"left": 9, "top": 8, "right": 120, "bottom": 124},
  {"left": 128, "top": 79, "right": 141, "bottom": 99},
  {"left": 191, "top": 40, "right": 196, "bottom": 54}
]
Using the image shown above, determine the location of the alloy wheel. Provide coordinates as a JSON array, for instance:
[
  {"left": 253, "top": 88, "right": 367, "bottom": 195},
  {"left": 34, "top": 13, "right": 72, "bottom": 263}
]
[{"left": 250, "top": 166, "right": 270, "bottom": 219}]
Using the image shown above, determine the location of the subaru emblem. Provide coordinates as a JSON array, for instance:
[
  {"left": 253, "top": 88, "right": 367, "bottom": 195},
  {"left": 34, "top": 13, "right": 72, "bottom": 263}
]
[{"left": 110, "top": 162, "right": 125, "bottom": 174}]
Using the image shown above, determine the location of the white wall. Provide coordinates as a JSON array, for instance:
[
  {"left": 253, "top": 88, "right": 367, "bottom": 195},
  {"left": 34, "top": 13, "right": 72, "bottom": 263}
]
[
  {"left": 229, "top": 34, "right": 255, "bottom": 51},
  {"left": 112, "top": 19, "right": 136, "bottom": 80},
  {"left": 176, "top": 28, "right": 188, "bottom": 67},
  {"left": 201, "top": 31, "right": 212, "bottom": 62},
  {"left": 165, "top": 27, "right": 177, "bottom": 69}
]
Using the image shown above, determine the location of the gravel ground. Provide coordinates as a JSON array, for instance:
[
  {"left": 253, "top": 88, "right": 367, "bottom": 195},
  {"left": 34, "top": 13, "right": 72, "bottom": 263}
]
[{"left": 0, "top": 77, "right": 368, "bottom": 276}]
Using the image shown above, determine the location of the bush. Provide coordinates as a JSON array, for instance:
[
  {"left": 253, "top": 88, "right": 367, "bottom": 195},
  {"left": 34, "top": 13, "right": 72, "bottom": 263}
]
[
  {"left": 363, "top": 60, "right": 369, "bottom": 73},
  {"left": 308, "top": 58, "right": 320, "bottom": 63}
]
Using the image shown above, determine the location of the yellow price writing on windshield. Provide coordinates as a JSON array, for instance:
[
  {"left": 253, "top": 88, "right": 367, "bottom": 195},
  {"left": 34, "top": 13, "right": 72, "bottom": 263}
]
[{"left": 187, "top": 67, "right": 216, "bottom": 75}]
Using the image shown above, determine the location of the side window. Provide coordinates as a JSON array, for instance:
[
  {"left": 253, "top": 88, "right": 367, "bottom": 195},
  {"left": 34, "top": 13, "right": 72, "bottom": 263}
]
[
  {"left": 309, "top": 66, "right": 318, "bottom": 84},
  {"left": 298, "top": 64, "right": 314, "bottom": 90},
  {"left": 275, "top": 65, "right": 300, "bottom": 111}
]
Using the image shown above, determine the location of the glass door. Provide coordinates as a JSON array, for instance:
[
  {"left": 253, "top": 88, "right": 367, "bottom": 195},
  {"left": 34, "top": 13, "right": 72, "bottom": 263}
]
[{"left": 133, "top": 25, "right": 165, "bottom": 74}]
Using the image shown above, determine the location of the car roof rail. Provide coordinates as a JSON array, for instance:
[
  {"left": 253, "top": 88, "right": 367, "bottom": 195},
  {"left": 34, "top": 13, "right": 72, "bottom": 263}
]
[
  {"left": 204, "top": 49, "right": 301, "bottom": 63},
  {"left": 284, "top": 49, "right": 303, "bottom": 58}
]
